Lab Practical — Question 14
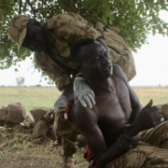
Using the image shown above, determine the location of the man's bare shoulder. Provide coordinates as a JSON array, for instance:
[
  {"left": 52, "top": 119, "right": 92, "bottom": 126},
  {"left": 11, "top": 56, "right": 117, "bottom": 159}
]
[{"left": 113, "top": 64, "right": 128, "bottom": 82}]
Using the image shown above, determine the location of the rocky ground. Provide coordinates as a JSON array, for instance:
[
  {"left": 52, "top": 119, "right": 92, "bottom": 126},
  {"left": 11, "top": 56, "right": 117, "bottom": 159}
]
[
  {"left": 0, "top": 87, "right": 168, "bottom": 168},
  {"left": 0, "top": 125, "right": 87, "bottom": 168}
]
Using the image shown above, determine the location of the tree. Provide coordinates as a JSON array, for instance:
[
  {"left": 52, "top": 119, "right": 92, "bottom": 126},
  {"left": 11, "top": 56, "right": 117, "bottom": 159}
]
[{"left": 0, "top": 0, "right": 167, "bottom": 69}]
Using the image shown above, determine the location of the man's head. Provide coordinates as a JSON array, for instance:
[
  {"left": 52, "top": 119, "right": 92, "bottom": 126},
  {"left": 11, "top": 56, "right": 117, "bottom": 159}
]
[
  {"left": 76, "top": 39, "right": 112, "bottom": 80},
  {"left": 8, "top": 15, "right": 46, "bottom": 52}
]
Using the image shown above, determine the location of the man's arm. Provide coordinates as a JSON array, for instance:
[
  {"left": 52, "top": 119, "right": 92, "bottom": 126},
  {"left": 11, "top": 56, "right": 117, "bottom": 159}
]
[
  {"left": 113, "top": 64, "right": 142, "bottom": 123},
  {"left": 128, "top": 86, "right": 142, "bottom": 123},
  {"left": 35, "top": 51, "right": 95, "bottom": 108}
]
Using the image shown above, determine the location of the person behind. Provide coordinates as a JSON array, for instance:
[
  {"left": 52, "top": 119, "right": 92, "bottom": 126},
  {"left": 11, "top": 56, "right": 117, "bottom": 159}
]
[
  {"left": 8, "top": 14, "right": 100, "bottom": 168},
  {"left": 9, "top": 16, "right": 141, "bottom": 167}
]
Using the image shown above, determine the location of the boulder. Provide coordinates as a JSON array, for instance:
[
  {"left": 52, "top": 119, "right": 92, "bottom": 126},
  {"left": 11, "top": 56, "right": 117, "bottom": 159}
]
[
  {"left": 31, "top": 108, "right": 55, "bottom": 141},
  {"left": 0, "top": 103, "right": 25, "bottom": 125},
  {"left": 30, "top": 107, "right": 54, "bottom": 121},
  {"left": 21, "top": 107, "right": 54, "bottom": 127}
]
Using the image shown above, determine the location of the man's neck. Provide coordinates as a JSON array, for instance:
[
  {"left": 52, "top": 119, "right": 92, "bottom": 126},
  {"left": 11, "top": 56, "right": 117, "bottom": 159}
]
[{"left": 86, "top": 76, "right": 113, "bottom": 95}]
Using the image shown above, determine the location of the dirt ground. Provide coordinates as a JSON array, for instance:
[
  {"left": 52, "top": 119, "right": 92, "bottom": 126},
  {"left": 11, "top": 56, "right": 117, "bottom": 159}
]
[{"left": 0, "top": 126, "right": 87, "bottom": 168}]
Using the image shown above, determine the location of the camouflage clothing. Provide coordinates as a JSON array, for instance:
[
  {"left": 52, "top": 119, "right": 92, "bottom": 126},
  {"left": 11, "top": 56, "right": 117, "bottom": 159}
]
[
  {"left": 46, "top": 13, "right": 135, "bottom": 80},
  {"left": 160, "top": 103, "right": 168, "bottom": 120},
  {"left": 8, "top": 13, "right": 136, "bottom": 90},
  {"left": 107, "top": 121, "right": 168, "bottom": 168},
  {"left": 8, "top": 15, "right": 29, "bottom": 48},
  {"left": 34, "top": 51, "right": 73, "bottom": 91},
  {"left": 34, "top": 12, "right": 136, "bottom": 91},
  {"left": 47, "top": 13, "right": 101, "bottom": 58},
  {"left": 52, "top": 85, "right": 78, "bottom": 160},
  {"left": 55, "top": 111, "right": 79, "bottom": 157}
]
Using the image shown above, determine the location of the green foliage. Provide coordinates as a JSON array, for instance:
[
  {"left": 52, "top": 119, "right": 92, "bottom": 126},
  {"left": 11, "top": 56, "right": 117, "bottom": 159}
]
[{"left": 0, "top": 0, "right": 167, "bottom": 68}]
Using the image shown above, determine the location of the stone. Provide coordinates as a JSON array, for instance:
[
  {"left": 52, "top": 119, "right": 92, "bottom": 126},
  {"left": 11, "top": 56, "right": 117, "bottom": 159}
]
[{"left": 0, "top": 103, "right": 25, "bottom": 125}]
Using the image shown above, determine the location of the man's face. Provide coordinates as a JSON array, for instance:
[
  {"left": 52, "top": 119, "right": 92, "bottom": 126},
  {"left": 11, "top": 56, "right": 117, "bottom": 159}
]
[
  {"left": 22, "top": 20, "right": 46, "bottom": 52},
  {"left": 80, "top": 42, "right": 112, "bottom": 80}
]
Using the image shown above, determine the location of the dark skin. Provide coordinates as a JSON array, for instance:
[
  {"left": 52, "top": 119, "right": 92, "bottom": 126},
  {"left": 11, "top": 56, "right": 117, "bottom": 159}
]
[
  {"left": 71, "top": 40, "right": 162, "bottom": 167},
  {"left": 95, "top": 99, "right": 162, "bottom": 168}
]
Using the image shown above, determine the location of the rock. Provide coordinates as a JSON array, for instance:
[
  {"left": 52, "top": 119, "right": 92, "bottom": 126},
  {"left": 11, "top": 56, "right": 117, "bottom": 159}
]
[
  {"left": 0, "top": 104, "right": 55, "bottom": 142},
  {"left": 30, "top": 108, "right": 54, "bottom": 121},
  {"left": 107, "top": 144, "right": 168, "bottom": 168},
  {"left": 30, "top": 108, "right": 55, "bottom": 141},
  {"left": 21, "top": 107, "right": 54, "bottom": 128},
  {"left": 0, "top": 103, "right": 25, "bottom": 125}
]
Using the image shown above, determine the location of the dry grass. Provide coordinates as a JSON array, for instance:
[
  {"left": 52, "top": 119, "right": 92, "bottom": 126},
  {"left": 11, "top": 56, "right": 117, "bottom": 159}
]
[
  {"left": 0, "top": 87, "right": 167, "bottom": 110},
  {"left": 134, "top": 87, "right": 168, "bottom": 105},
  {"left": 0, "top": 87, "right": 60, "bottom": 111}
]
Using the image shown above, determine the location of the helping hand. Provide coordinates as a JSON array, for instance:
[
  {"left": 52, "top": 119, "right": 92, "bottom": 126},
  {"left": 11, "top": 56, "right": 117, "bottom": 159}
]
[
  {"left": 54, "top": 96, "right": 68, "bottom": 113},
  {"left": 73, "top": 76, "right": 96, "bottom": 109}
]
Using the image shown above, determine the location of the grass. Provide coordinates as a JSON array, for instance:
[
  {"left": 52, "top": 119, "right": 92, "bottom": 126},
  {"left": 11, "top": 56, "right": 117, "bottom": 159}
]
[
  {"left": 0, "top": 87, "right": 60, "bottom": 111},
  {"left": 134, "top": 87, "right": 168, "bottom": 105},
  {"left": 0, "top": 87, "right": 167, "bottom": 111}
]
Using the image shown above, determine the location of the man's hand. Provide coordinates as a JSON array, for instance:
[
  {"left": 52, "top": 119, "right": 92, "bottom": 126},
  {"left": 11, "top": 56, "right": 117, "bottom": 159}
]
[
  {"left": 54, "top": 96, "right": 68, "bottom": 113},
  {"left": 73, "top": 76, "right": 96, "bottom": 109}
]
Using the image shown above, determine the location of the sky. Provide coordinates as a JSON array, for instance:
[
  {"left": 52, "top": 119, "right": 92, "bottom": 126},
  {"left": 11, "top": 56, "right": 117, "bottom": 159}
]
[
  {"left": 0, "top": 12, "right": 168, "bottom": 87},
  {"left": 130, "top": 34, "right": 168, "bottom": 86}
]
